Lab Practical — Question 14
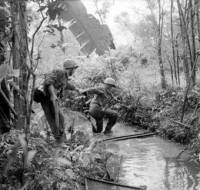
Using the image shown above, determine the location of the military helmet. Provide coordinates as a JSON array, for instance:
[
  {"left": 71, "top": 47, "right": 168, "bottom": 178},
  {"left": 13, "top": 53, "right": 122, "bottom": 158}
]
[
  {"left": 103, "top": 77, "right": 116, "bottom": 87},
  {"left": 0, "top": 7, "right": 10, "bottom": 30},
  {"left": 63, "top": 59, "right": 78, "bottom": 70}
]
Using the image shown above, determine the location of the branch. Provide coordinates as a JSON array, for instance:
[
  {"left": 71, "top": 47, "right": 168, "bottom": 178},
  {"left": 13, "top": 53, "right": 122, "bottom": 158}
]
[
  {"left": 176, "top": 147, "right": 188, "bottom": 159},
  {"left": 177, "top": 0, "right": 193, "bottom": 71},
  {"left": 9, "top": 81, "right": 26, "bottom": 99},
  {"left": 27, "top": 73, "right": 36, "bottom": 127},
  {"left": 170, "top": 119, "right": 191, "bottom": 129},
  {"left": 38, "top": 1, "right": 46, "bottom": 19},
  {"left": 180, "top": 53, "right": 200, "bottom": 122},
  {"left": 30, "top": 16, "right": 47, "bottom": 59},
  {"left": 33, "top": 34, "right": 46, "bottom": 72},
  {"left": 0, "top": 87, "right": 18, "bottom": 118}
]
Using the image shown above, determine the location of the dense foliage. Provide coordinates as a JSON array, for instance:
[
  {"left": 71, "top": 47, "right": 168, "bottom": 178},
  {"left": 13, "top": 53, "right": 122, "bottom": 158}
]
[{"left": 1, "top": 0, "right": 200, "bottom": 189}]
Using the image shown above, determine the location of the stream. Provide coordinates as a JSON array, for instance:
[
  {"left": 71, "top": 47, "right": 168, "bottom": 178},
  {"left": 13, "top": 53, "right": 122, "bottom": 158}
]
[
  {"left": 72, "top": 112, "right": 200, "bottom": 190},
  {"left": 105, "top": 123, "right": 200, "bottom": 190}
]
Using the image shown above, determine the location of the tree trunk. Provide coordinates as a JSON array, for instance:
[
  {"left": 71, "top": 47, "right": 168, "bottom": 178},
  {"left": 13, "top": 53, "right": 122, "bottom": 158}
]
[
  {"left": 158, "top": 38, "right": 166, "bottom": 89},
  {"left": 196, "top": 0, "right": 200, "bottom": 44},
  {"left": 175, "top": 36, "right": 181, "bottom": 85},
  {"left": 146, "top": 0, "right": 167, "bottom": 89},
  {"left": 158, "top": 0, "right": 166, "bottom": 89},
  {"left": 167, "top": 57, "right": 174, "bottom": 86},
  {"left": 177, "top": 0, "right": 190, "bottom": 85},
  {"left": 170, "top": 0, "right": 178, "bottom": 85},
  {"left": 189, "top": 0, "right": 196, "bottom": 85},
  {"left": 10, "top": 0, "right": 28, "bottom": 129},
  {"left": 58, "top": 19, "right": 66, "bottom": 53}
]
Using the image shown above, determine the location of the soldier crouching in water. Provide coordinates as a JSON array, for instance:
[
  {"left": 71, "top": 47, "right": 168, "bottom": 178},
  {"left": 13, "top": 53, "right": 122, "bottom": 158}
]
[
  {"left": 33, "top": 60, "right": 79, "bottom": 143},
  {"left": 81, "top": 78, "right": 118, "bottom": 134}
]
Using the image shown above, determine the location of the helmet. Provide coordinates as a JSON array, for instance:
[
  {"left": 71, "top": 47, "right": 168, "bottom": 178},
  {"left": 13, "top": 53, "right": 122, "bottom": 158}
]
[
  {"left": 63, "top": 59, "right": 78, "bottom": 70},
  {"left": 0, "top": 7, "right": 9, "bottom": 30},
  {"left": 103, "top": 78, "right": 116, "bottom": 87}
]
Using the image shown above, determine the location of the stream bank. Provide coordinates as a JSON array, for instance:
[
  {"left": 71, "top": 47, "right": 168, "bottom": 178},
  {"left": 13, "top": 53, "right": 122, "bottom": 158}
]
[
  {"left": 0, "top": 110, "right": 118, "bottom": 190},
  {"left": 105, "top": 124, "right": 199, "bottom": 190},
  {"left": 73, "top": 115, "right": 200, "bottom": 190},
  {"left": 60, "top": 111, "right": 200, "bottom": 190},
  {"left": 1, "top": 107, "right": 200, "bottom": 190},
  {"left": 116, "top": 88, "right": 200, "bottom": 161}
]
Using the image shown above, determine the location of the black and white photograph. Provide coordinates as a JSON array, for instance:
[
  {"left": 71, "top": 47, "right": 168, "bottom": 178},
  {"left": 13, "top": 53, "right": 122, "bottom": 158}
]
[{"left": 0, "top": 0, "right": 200, "bottom": 189}]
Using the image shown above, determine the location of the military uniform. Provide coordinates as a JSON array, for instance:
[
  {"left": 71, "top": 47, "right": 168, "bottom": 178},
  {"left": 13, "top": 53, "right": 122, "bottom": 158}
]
[
  {"left": 44, "top": 70, "right": 66, "bottom": 96},
  {"left": 40, "top": 70, "right": 66, "bottom": 141},
  {"left": 43, "top": 70, "right": 76, "bottom": 98},
  {"left": 85, "top": 86, "right": 118, "bottom": 133}
]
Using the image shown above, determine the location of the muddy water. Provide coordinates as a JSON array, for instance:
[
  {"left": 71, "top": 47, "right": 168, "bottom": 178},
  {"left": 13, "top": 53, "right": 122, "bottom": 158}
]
[{"left": 106, "top": 123, "right": 200, "bottom": 190}]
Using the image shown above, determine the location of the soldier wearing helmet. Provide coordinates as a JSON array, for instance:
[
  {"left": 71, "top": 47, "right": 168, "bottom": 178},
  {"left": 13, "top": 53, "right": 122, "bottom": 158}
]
[
  {"left": 103, "top": 78, "right": 116, "bottom": 87},
  {"left": 33, "top": 59, "right": 79, "bottom": 143},
  {"left": 43, "top": 59, "right": 79, "bottom": 101},
  {"left": 62, "top": 59, "right": 79, "bottom": 94},
  {"left": 0, "top": 7, "right": 10, "bottom": 30},
  {"left": 63, "top": 59, "right": 78, "bottom": 70},
  {"left": 81, "top": 77, "right": 118, "bottom": 134}
]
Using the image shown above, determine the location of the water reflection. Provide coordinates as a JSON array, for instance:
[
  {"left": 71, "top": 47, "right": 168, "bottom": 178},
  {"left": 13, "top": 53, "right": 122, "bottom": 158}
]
[{"left": 106, "top": 127, "right": 200, "bottom": 190}]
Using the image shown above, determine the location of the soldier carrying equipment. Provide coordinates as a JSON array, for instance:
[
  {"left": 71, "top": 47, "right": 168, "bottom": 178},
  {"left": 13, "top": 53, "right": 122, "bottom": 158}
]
[{"left": 81, "top": 77, "right": 119, "bottom": 134}]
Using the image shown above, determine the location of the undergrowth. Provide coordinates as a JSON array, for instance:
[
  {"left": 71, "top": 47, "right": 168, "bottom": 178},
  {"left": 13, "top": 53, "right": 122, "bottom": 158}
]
[{"left": 0, "top": 117, "right": 118, "bottom": 190}]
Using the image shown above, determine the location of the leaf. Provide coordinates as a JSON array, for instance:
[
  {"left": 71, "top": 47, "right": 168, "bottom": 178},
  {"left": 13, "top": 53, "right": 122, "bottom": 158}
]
[
  {"left": 61, "top": 42, "right": 74, "bottom": 48},
  {"left": 56, "top": 157, "right": 72, "bottom": 167},
  {"left": 47, "top": 1, "right": 63, "bottom": 20},
  {"left": 48, "top": 24, "right": 67, "bottom": 31},
  {"left": 3, "top": 143, "right": 20, "bottom": 176},
  {"left": 0, "top": 64, "right": 10, "bottom": 82},
  {"left": 37, "top": 5, "right": 47, "bottom": 12},
  {"left": 26, "top": 150, "right": 37, "bottom": 167},
  {"left": 49, "top": 0, "right": 115, "bottom": 55},
  {"left": 18, "top": 134, "right": 27, "bottom": 151},
  {"left": 18, "top": 134, "right": 36, "bottom": 167}
]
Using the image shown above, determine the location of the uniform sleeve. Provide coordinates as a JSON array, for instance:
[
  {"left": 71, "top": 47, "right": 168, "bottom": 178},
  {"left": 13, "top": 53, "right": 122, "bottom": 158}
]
[
  {"left": 43, "top": 70, "right": 66, "bottom": 91},
  {"left": 107, "top": 90, "right": 118, "bottom": 101},
  {"left": 43, "top": 73, "right": 54, "bottom": 88},
  {"left": 65, "top": 81, "right": 76, "bottom": 91}
]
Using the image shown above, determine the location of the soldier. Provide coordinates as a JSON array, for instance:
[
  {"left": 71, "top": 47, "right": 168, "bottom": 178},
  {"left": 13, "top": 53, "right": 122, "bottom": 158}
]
[
  {"left": 33, "top": 60, "right": 79, "bottom": 142},
  {"left": 61, "top": 59, "right": 79, "bottom": 98},
  {"left": 81, "top": 78, "right": 118, "bottom": 134}
]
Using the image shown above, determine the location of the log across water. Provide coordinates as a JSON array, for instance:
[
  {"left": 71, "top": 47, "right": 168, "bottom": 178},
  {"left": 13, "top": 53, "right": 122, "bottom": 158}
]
[
  {"left": 69, "top": 113, "right": 200, "bottom": 190},
  {"left": 104, "top": 123, "right": 200, "bottom": 190},
  {"left": 102, "top": 132, "right": 157, "bottom": 142}
]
